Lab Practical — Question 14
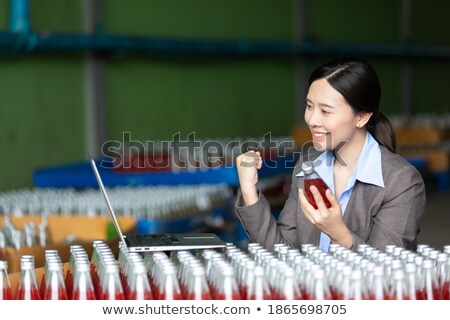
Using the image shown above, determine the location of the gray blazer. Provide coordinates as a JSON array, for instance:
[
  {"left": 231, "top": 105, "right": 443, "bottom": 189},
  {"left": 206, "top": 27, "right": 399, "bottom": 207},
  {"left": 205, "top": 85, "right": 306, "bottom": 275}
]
[{"left": 235, "top": 146, "right": 426, "bottom": 252}]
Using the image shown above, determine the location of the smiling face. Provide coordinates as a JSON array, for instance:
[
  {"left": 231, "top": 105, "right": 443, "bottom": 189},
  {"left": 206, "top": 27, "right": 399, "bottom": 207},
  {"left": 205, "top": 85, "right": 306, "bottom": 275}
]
[{"left": 304, "top": 78, "right": 361, "bottom": 152}]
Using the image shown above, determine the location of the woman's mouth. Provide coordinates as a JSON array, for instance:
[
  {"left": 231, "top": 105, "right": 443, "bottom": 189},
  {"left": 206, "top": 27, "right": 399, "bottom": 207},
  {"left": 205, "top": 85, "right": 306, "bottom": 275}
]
[{"left": 311, "top": 131, "right": 329, "bottom": 141}]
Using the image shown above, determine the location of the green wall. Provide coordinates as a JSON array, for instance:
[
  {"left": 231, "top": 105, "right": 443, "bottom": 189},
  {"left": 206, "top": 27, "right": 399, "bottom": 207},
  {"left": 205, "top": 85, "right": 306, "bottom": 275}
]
[
  {"left": 0, "top": 0, "right": 84, "bottom": 191},
  {"left": 304, "top": 0, "right": 450, "bottom": 116},
  {"left": 103, "top": 0, "right": 296, "bottom": 141},
  {"left": 0, "top": 0, "right": 449, "bottom": 191}
]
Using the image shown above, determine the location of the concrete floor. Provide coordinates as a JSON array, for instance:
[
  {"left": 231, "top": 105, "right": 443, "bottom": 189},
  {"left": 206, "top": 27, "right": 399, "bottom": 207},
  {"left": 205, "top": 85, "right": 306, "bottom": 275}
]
[{"left": 417, "top": 191, "right": 450, "bottom": 250}]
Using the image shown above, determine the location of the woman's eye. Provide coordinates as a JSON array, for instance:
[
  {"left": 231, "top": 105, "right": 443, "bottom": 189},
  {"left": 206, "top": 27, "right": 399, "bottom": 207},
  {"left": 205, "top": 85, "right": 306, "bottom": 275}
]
[
  {"left": 321, "top": 109, "right": 330, "bottom": 115},
  {"left": 305, "top": 105, "right": 312, "bottom": 110}
]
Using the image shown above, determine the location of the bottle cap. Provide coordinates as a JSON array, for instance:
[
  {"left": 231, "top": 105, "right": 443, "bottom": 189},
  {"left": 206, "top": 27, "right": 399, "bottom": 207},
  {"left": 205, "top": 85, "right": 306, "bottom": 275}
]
[{"left": 301, "top": 161, "right": 314, "bottom": 175}]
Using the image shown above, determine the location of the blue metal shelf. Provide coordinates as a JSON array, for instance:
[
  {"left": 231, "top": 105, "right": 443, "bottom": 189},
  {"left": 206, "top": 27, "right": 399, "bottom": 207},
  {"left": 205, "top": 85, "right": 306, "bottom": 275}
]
[{"left": 33, "top": 154, "right": 298, "bottom": 188}]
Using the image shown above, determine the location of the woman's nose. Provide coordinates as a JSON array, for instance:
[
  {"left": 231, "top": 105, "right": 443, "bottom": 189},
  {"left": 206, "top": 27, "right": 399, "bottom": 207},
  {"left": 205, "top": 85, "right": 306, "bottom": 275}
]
[{"left": 305, "top": 109, "right": 321, "bottom": 127}]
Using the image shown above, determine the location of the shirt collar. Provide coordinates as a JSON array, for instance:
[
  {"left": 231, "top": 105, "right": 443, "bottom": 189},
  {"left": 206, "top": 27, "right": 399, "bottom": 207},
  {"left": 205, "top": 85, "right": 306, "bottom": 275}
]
[
  {"left": 296, "top": 132, "right": 384, "bottom": 188},
  {"left": 354, "top": 132, "right": 384, "bottom": 188}
]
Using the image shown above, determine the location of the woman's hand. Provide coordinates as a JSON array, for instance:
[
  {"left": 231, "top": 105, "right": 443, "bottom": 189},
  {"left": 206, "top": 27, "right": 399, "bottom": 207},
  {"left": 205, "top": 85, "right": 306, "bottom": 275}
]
[
  {"left": 236, "top": 151, "right": 262, "bottom": 206},
  {"left": 299, "top": 186, "right": 353, "bottom": 248}
]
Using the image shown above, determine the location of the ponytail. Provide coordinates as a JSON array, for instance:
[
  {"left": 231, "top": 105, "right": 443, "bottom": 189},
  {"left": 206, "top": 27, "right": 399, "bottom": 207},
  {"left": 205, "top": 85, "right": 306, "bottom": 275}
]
[{"left": 367, "top": 112, "right": 396, "bottom": 153}]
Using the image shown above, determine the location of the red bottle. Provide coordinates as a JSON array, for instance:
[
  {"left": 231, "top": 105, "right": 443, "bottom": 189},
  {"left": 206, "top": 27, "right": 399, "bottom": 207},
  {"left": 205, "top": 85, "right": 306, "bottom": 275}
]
[
  {"left": 0, "top": 260, "right": 13, "bottom": 300},
  {"left": 404, "top": 263, "right": 421, "bottom": 300},
  {"left": 309, "top": 269, "right": 332, "bottom": 300},
  {"left": 40, "top": 250, "right": 59, "bottom": 298},
  {"left": 185, "top": 267, "right": 212, "bottom": 300},
  {"left": 277, "top": 267, "right": 302, "bottom": 300},
  {"left": 214, "top": 266, "right": 241, "bottom": 300},
  {"left": 388, "top": 270, "right": 410, "bottom": 300},
  {"left": 247, "top": 266, "right": 272, "bottom": 300},
  {"left": 127, "top": 263, "right": 153, "bottom": 300},
  {"left": 71, "top": 261, "right": 97, "bottom": 300},
  {"left": 441, "top": 259, "right": 450, "bottom": 300},
  {"left": 15, "top": 255, "right": 41, "bottom": 300},
  {"left": 334, "top": 266, "right": 352, "bottom": 300},
  {"left": 301, "top": 161, "right": 331, "bottom": 209},
  {"left": 100, "top": 264, "right": 125, "bottom": 300},
  {"left": 43, "top": 261, "right": 68, "bottom": 300},
  {"left": 368, "top": 266, "right": 388, "bottom": 300},
  {"left": 347, "top": 269, "right": 370, "bottom": 300},
  {"left": 418, "top": 260, "right": 443, "bottom": 300},
  {"left": 156, "top": 265, "right": 182, "bottom": 300}
]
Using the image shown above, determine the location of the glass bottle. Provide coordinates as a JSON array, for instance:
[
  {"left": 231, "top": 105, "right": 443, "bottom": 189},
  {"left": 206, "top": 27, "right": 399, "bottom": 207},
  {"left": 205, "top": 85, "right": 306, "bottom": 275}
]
[
  {"left": 100, "top": 264, "right": 125, "bottom": 300},
  {"left": 441, "top": 258, "right": 450, "bottom": 300},
  {"left": 156, "top": 264, "right": 182, "bottom": 300},
  {"left": 0, "top": 260, "right": 12, "bottom": 300},
  {"left": 215, "top": 266, "right": 241, "bottom": 300},
  {"left": 404, "top": 263, "right": 421, "bottom": 300},
  {"left": 40, "top": 250, "right": 59, "bottom": 298},
  {"left": 185, "top": 266, "right": 211, "bottom": 300},
  {"left": 127, "top": 263, "right": 153, "bottom": 300},
  {"left": 328, "top": 261, "right": 345, "bottom": 299},
  {"left": 436, "top": 253, "right": 448, "bottom": 286},
  {"left": 348, "top": 269, "right": 370, "bottom": 300},
  {"left": 71, "top": 261, "right": 96, "bottom": 300},
  {"left": 335, "top": 265, "right": 352, "bottom": 299},
  {"left": 301, "top": 161, "right": 331, "bottom": 209},
  {"left": 277, "top": 267, "right": 302, "bottom": 300},
  {"left": 309, "top": 269, "right": 332, "bottom": 300},
  {"left": 43, "top": 261, "right": 68, "bottom": 300},
  {"left": 247, "top": 266, "right": 271, "bottom": 300},
  {"left": 241, "top": 260, "right": 256, "bottom": 300},
  {"left": 418, "top": 259, "right": 443, "bottom": 300},
  {"left": 15, "top": 255, "right": 40, "bottom": 300},
  {"left": 388, "top": 269, "right": 409, "bottom": 300},
  {"left": 369, "top": 266, "right": 388, "bottom": 300}
]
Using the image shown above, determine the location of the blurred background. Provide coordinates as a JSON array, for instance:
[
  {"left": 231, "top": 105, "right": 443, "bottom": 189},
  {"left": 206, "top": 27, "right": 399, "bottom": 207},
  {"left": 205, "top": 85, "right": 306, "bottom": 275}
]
[{"left": 0, "top": 0, "right": 449, "bottom": 271}]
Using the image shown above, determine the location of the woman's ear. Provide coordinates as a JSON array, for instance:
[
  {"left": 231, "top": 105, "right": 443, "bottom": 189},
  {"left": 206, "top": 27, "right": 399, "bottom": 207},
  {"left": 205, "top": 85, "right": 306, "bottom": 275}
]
[{"left": 357, "top": 112, "right": 373, "bottom": 128}]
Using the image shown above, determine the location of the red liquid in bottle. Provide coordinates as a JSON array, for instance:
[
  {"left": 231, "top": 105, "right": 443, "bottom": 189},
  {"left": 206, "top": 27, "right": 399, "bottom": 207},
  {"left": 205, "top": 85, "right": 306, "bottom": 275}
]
[
  {"left": 15, "top": 286, "right": 41, "bottom": 300},
  {"left": 388, "top": 293, "right": 410, "bottom": 300},
  {"left": 422, "top": 286, "right": 443, "bottom": 300},
  {"left": 334, "top": 292, "right": 344, "bottom": 300},
  {"left": 128, "top": 290, "right": 153, "bottom": 300},
  {"left": 329, "top": 286, "right": 337, "bottom": 299},
  {"left": 44, "top": 285, "right": 68, "bottom": 300},
  {"left": 215, "top": 291, "right": 241, "bottom": 300},
  {"left": 304, "top": 179, "right": 331, "bottom": 209},
  {"left": 185, "top": 291, "right": 212, "bottom": 300},
  {"left": 72, "top": 288, "right": 97, "bottom": 300},
  {"left": 40, "top": 274, "right": 46, "bottom": 298},
  {"left": 239, "top": 285, "right": 247, "bottom": 300},
  {"left": 101, "top": 291, "right": 126, "bottom": 300},
  {"left": 415, "top": 289, "right": 425, "bottom": 300},
  {"left": 442, "top": 282, "right": 449, "bottom": 300},
  {"left": 247, "top": 293, "right": 272, "bottom": 300},
  {"left": 279, "top": 293, "right": 303, "bottom": 300},
  {"left": 65, "top": 270, "right": 73, "bottom": 297},
  {"left": 158, "top": 289, "right": 183, "bottom": 300},
  {"left": 1, "top": 287, "right": 13, "bottom": 300}
]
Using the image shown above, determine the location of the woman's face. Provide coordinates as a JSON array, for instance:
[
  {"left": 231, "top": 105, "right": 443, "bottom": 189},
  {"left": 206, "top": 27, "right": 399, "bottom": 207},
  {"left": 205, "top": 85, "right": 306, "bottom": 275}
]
[{"left": 304, "top": 78, "right": 360, "bottom": 151}]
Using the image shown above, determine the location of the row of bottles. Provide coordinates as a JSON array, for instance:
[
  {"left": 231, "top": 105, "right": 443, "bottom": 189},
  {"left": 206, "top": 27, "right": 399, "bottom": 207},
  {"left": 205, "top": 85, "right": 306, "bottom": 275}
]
[
  {"left": 0, "top": 185, "right": 232, "bottom": 219},
  {"left": 0, "top": 217, "right": 49, "bottom": 251},
  {"left": 1, "top": 241, "right": 449, "bottom": 300}
]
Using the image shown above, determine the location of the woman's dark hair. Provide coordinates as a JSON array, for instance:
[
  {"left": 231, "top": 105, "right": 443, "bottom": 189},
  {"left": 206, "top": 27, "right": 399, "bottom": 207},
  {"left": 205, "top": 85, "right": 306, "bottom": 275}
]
[{"left": 309, "top": 57, "right": 396, "bottom": 153}]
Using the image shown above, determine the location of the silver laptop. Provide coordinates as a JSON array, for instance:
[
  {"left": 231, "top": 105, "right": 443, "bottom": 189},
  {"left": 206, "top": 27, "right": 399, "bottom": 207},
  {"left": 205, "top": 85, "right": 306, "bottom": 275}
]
[{"left": 90, "top": 158, "right": 227, "bottom": 252}]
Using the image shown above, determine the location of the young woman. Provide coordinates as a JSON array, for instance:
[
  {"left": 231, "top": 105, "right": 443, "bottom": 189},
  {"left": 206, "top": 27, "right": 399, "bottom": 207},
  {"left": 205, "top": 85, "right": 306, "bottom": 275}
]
[{"left": 235, "top": 57, "right": 426, "bottom": 252}]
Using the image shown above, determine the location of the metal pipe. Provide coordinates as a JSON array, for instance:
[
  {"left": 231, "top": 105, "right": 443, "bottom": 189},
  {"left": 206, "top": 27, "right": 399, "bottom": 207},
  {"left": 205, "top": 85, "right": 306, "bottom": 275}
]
[
  {"left": 1, "top": 31, "right": 450, "bottom": 59},
  {"left": 9, "top": 0, "right": 30, "bottom": 33}
]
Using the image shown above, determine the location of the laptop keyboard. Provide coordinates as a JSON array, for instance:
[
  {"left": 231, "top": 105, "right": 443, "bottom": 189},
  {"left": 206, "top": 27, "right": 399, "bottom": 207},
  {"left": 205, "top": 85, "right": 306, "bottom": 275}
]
[{"left": 127, "top": 234, "right": 180, "bottom": 246}]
